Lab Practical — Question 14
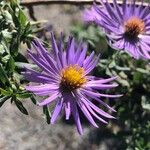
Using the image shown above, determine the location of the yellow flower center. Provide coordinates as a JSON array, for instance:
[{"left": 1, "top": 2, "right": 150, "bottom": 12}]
[
  {"left": 60, "top": 65, "right": 87, "bottom": 91},
  {"left": 124, "top": 17, "right": 145, "bottom": 39}
]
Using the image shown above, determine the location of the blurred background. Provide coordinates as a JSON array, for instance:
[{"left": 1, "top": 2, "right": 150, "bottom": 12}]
[{"left": 0, "top": 0, "right": 150, "bottom": 150}]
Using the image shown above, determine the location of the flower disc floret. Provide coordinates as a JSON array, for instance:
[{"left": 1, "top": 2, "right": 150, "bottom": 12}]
[
  {"left": 60, "top": 65, "right": 86, "bottom": 91},
  {"left": 124, "top": 17, "right": 145, "bottom": 40}
]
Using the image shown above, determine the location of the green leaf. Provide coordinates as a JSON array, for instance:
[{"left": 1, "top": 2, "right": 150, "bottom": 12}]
[
  {"left": 141, "top": 96, "right": 150, "bottom": 111},
  {"left": 23, "top": 22, "right": 32, "bottom": 37},
  {"left": 133, "top": 72, "right": 142, "bottom": 84},
  {"left": 0, "top": 88, "right": 12, "bottom": 96},
  {"left": 11, "top": 11, "right": 20, "bottom": 28},
  {"left": 15, "top": 62, "right": 37, "bottom": 69},
  {"left": 10, "top": 34, "right": 20, "bottom": 56},
  {"left": 136, "top": 68, "right": 150, "bottom": 74},
  {"left": 18, "top": 9, "right": 27, "bottom": 27},
  {"left": 10, "top": 0, "right": 18, "bottom": 8},
  {"left": 0, "top": 96, "right": 10, "bottom": 107},
  {"left": 14, "top": 99, "right": 28, "bottom": 115},
  {"left": 43, "top": 105, "right": 51, "bottom": 124},
  {"left": 115, "top": 66, "right": 130, "bottom": 71},
  {"left": 0, "top": 64, "right": 10, "bottom": 85},
  {"left": 6, "top": 56, "right": 15, "bottom": 73},
  {"left": 1, "top": 55, "right": 10, "bottom": 64},
  {"left": 25, "top": 22, "right": 31, "bottom": 32},
  {"left": 16, "top": 92, "right": 32, "bottom": 99},
  {"left": 30, "top": 95, "right": 37, "bottom": 105},
  {"left": 109, "top": 60, "right": 116, "bottom": 68}
]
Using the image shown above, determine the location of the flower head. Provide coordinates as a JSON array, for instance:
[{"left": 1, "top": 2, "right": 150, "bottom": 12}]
[
  {"left": 84, "top": 0, "right": 150, "bottom": 60},
  {"left": 24, "top": 33, "right": 121, "bottom": 135}
]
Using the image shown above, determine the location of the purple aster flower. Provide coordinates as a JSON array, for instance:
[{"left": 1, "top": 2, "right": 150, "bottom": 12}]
[
  {"left": 24, "top": 33, "right": 121, "bottom": 135},
  {"left": 83, "top": 6, "right": 102, "bottom": 23},
  {"left": 84, "top": 0, "right": 150, "bottom": 60}
]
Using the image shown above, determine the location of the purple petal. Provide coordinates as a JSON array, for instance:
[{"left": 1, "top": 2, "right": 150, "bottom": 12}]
[
  {"left": 84, "top": 83, "right": 118, "bottom": 89},
  {"left": 37, "top": 92, "right": 59, "bottom": 106},
  {"left": 87, "top": 76, "right": 117, "bottom": 84},
  {"left": 65, "top": 100, "right": 71, "bottom": 120},
  {"left": 80, "top": 89, "right": 117, "bottom": 112},
  {"left": 67, "top": 38, "right": 75, "bottom": 65},
  {"left": 84, "top": 97, "right": 115, "bottom": 119},
  {"left": 26, "top": 84, "right": 58, "bottom": 92},
  {"left": 124, "top": 42, "right": 140, "bottom": 59},
  {"left": 80, "top": 96, "right": 108, "bottom": 124},
  {"left": 77, "top": 99, "right": 98, "bottom": 128},
  {"left": 71, "top": 100, "right": 83, "bottom": 135},
  {"left": 66, "top": 36, "right": 74, "bottom": 64},
  {"left": 33, "top": 40, "right": 60, "bottom": 73},
  {"left": 81, "top": 88, "right": 122, "bottom": 99},
  {"left": 113, "top": 0, "right": 123, "bottom": 21},
  {"left": 76, "top": 44, "right": 87, "bottom": 66},
  {"left": 100, "top": 0, "right": 121, "bottom": 23},
  {"left": 51, "top": 33, "right": 63, "bottom": 70},
  {"left": 83, "top": 6, "right": 101, "bottom": 23},
  {"left": 51, "top": 99, "right": 63, "bottom": 124},
  {"left": 28, "top": 52, "right": 58, "bottom": 76},
  {"left": 85, "top": 54, "right": 100, "bottom": 75},
  {"left": 83, "top": 51, "right": 95, "bottom": 69},
  {"left": 23, "top": 70, "right": 56, "bottom": 83}
]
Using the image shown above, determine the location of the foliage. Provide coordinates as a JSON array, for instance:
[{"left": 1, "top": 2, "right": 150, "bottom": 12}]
[{"left": 0, "top": 0, "right": 35, "bottom": 114}]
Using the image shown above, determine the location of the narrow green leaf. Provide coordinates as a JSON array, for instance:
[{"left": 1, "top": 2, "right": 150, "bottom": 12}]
[
  {"left": 115, "top": 66, "right": 130, "bottom": 71},
  {"left": 141, "top": 96, "right": 150, "bottom": 111},
  {"left": 0, "top": 64, "right": 10, "bottom": 84},
  {"left": 10, "top": 34, "right": 20, "bottom": 56},
  {"left": 30, "top": 96, "right": 37, "bottom": 105},
  {"left": 0, "top": 88, "right": 12, "bottom": 96},
  {"left": 15, "top": 62, "right": 37, "bottom": 69},
  {"left": 11, "top": 11, "right": 20, "bottom": 28},
  {"left": 6, "top": 56, "right": 15, "bottom": 73},
  {"left": 43, "top": 105, "right": 51, "bottom": 124},
  {"left": 0, "top": 96, "right": 10, "bottom": 107},
  {"left": 23, "top": 22, "right": 32, "bottom": 36},
  {"left": 109, "top": 61, "right": 116, "bottom": 68},
  {"left": 16, "top": 92, "right": 32, "bottom": 99},
  {"left": 136, "top": 68, "right": 150, "bottom": 74},
  {"left": 133, "top": 72, "right": 142, "bottom": 84},
  {"left": 18, "top": 9, "right": 27, "bottom": 27},
  {"left": 14, "top": 99, "right": 28, "bottom": 115}
]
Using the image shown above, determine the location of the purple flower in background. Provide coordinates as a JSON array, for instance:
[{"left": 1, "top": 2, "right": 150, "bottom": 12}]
[
  {"left": 84, "top": 0, "right": 150, "bottom": 60},
  {"left": 83, "top": 6, "right": 102, "bottom": 23},
  {"left": 24, "top": 33, "right": 121, "bottom": 135}
]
